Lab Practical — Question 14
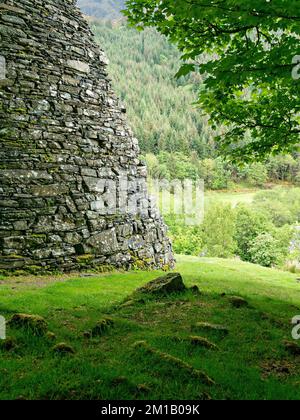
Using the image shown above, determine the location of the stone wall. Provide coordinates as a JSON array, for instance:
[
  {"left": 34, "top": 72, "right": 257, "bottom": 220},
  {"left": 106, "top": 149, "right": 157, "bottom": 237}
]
[{"left": 0, "top": 0, "right": 174, "bottom": 273}]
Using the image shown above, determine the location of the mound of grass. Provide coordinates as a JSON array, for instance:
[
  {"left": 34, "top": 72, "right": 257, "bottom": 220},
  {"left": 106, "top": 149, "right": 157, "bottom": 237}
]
[
  {"left": 189, "top": 336, "right": 218, "bottom": 350},
  {"left": 52, "top": 342, "right": 75, "bottom": 355},
  {"left": 8, "top": 314, "right": 48, "bottom": 336},
  {"left": 91, "top": 317, "right": 114, "bottom": 337}
]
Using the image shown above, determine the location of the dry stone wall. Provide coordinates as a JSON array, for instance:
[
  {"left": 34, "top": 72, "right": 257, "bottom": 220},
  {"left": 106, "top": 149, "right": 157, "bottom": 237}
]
[{"left": 0, "top": 0, "right": 174, "bottom": 273}]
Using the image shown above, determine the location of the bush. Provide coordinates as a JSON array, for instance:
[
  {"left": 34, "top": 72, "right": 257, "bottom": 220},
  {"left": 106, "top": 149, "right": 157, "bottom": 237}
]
[
  {"left": 266, "top": 155, "right": 299, "bottom": 182},
  {"left": 201, "top": 204, "right": 236, "bottom": 258},
  {"left": 165, "top": 215, "right": 203, "bottom": 256},
  {"left": 199, "top": 158, "right": 230, "bottom": 190},
  {"left": 239, "top": 162, "right": 268, "bottom": 187},
  {"left": 248, "top": 233, "right": 282, "bottom": 267},
  {"left": 234, "top": 205, "right": 272, "bottom": 261}
]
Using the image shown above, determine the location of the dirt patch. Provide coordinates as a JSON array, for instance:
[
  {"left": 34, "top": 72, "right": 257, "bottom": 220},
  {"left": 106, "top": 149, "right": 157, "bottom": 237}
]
[
  {"left": 0, "top": 273, "right": 97, "bottom": 289},
  {"left": 261, "top": 360, "right": 296, "bottom": 379}
]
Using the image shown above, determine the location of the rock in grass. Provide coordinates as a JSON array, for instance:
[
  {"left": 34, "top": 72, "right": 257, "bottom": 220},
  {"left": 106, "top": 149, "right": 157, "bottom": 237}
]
[
  {"left": 119, "top": 299, "right": 135, "bottom": 308},
  {"left": 188, "top": 285, "right": 201, "bottom": 296},
  {"left": 9, "top": 313, "right": 48, "bottom": 336},
  {"left": 136, "top": 383, "right": 151, "bottom": 394},
  {"left": 132, "top": 340, "right": 214, "bottom": 386},
  {"left": 45, "top": 331, "right": 56, "bottom": 341},
  {"left": 111, "top": 376, "right": 128, "bottom": 386},
  {"left": 53, "top": 342, "right": 75, "bottom": 355},
  {"left": 199, "top": 391, "right": 212, "bottom": 400},
  {"left": 192, "top": 322, "right": 229, "bottom": 335},
  {"left": 83, "top": 330, "right": 92, "bottom": 339},
  {"left": 1, "top": 337, "right": 17, "bottom": 351},
  {"left": 283, "top": 340, "right": 300, "bottom": 356},
  {"left": 189, "top": 336, "right": 218, "bottom": 350},
  {"left": 91, "top": 317, "right": 114, "bottom": 337},
  {"left": 229, "top": 296, "right": 249, "bottom": 308},
  {"left": 136, "top": 273, "right": 186, "bottom": 296}
]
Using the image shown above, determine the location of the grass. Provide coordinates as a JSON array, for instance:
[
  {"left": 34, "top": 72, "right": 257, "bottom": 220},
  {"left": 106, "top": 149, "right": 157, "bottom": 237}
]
[
  {"left": 1, "top": 255, "right": 300, "bottom": 400},
  {"left": 205, "top": 189, "right": 257, "bottom": 208}
]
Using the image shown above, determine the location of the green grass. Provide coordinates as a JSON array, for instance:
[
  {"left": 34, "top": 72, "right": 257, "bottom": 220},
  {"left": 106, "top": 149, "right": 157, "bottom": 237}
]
[
  {"left": 205, "top": 189, "right": 258, "bottom": 207},
  {"left": 1, "top": 256, "right": 300, "bottom": 400}
]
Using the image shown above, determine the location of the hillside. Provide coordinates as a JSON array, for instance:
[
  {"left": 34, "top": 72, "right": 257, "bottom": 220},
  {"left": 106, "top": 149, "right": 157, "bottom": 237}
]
[
  {"left": 91, "top": 21, "right": 213, "bottom": 157},
  {"left": 77, "top": 0, "right": 125, "bottom": 19},
  {"left": 1, "top": 256, "right": 300, "bottom": 400}
]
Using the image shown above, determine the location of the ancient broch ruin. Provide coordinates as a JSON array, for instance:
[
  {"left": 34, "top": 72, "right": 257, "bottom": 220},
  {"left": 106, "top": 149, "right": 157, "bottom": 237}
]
[{"left": 0, "top": 0, "right": 174, "bottom": 273}]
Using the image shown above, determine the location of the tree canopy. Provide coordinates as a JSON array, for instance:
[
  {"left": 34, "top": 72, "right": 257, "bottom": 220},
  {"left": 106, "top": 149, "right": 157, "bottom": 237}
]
[{"left": 124, "top": 0, "right": 300, "bottom": 162}]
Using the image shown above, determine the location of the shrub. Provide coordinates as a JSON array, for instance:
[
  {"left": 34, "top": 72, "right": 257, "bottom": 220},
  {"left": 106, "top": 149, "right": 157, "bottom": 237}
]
[
  {"left": 201, "top": 204, "right": 236, "bottom": 258},
  {"left": 234, "top": 205, "right": 272, "bottom": 261},
  {"left": 165, "top": 215, "right": 203, "bottom": 255},
  {"left": 239, "top": 162, "right": 268, "bottom": 187},
  {"left": 248, "top": 233, "right": 282, "bottom": 267}
]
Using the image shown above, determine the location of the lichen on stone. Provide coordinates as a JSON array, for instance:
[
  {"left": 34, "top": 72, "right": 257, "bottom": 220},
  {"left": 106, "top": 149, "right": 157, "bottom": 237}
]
[{"left": 0, "top": 0, "right": 174, "bottom": 274}]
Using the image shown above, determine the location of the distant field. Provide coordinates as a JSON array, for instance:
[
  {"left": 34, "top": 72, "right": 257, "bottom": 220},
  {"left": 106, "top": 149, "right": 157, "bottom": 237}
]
[
  {"left": 205, "top": 189, "right": 258, "bottom": 208},
  {"left": 150, "top": 184, "right": 296, "bottom": 217}
]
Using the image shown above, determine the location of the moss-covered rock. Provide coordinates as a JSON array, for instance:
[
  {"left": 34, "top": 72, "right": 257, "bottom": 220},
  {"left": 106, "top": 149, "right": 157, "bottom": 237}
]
[
  {"left": 192, "top": 322, "right": 229, "bottom": 335},
  {"left": 9, "top": 313, "right": 48, "bottom": 336},
  {"left": 0, "top": 337, "right": 17, "bottom": 351},
  {"left": 136, "top": 273, "right": 186, "bottom": 296},
  {"left": 188, "top": 285, "right": 201, "bottom": 296},
  {"left": 91, "top": 317, "right": 114, "bottom": 337},
  {"left": 45, "top": 331, "right": 56, "bottom": 341},
  {"left": 53, "top": 342, "right": 75, "bottom": 355},
  {"left": 136, "top": 383, "right": 151, "bottom": 394},
  {"left": 229, "top": 296, "right": 249, "bottom": 308},
  {"left": 283, "top": 340, "right": 300, "bottom": 356},
  {"left": 189, "top": 336, "right": 218, "bottom": 350}
]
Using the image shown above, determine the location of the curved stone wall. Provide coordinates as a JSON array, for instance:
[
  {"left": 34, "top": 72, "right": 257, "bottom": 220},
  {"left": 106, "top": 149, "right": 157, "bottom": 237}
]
[{"left": 0, "top": 0, "right": 174, "bottom": 273}]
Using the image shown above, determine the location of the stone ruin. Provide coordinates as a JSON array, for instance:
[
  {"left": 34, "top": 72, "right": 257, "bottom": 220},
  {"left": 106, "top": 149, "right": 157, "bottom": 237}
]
[{"left": 0, "top": 0, "right": 174, "bottom": 273}]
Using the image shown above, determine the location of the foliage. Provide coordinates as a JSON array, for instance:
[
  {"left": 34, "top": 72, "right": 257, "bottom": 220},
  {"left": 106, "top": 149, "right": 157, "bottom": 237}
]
[
  {"left": 91, "top": 20, "right": 300, "bottom": 188},
  {"left": 125, "top": 0, "right": 300, "bottom": 162},
  {"left": 199, "top": 158, "right": 231, "bottom": 190},
  {"left": 248, "top": 233, "right": 282, "bottom": 267},
  {"left": 164, "top": 215, "right": 203, "bottom": 256},
  {"left": 201, "top": 204, "right": 236, "bottom": 257},
  {"left": 234, "top": 205, "right": 273, "bottom": 261},
  {"left": 238, "top": 163, "right": 268, "bottom": 187},
  {"left": 253, "top": 187, "right": 300, "bottom": 227},
  {"left": 165, "top": 190, "right": 296, "bottom": 267}
]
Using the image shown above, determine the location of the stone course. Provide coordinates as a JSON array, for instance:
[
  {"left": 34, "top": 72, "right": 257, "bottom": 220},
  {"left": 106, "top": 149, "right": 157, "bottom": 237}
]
[{"left": 0, "top": 0, "right": 174, "bottom": 273}]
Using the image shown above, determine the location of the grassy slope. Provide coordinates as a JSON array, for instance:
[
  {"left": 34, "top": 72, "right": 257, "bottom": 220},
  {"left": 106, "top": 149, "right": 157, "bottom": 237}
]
[{"left": 1, "top": 256, "right": 300, "bottom": 400}]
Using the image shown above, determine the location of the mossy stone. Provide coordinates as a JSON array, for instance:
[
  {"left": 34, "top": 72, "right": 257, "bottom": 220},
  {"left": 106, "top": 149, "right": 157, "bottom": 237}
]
[
  {"left": 9, "top": 313, "right": 48, "bottom": 336},
  {"left": 46, "top": 331, "right": 56, "bottom": 341},
  {"left": 1, "top": 337, "right": 17, "bottom": 351},
  {"left": 192, "top": 322, "right": 229, "bottom": 335},
  {"left": 91, "top": 317, "right": 114, "bottom": 337},
  {"left": 189, "top": 336, "right": 218, "bottom": 350},
  {"left": 53, "top": 342, "right": 75, "bottom": 354},
  {"left": 283, "top": 340, "right": 300, "bottom": 356},
  {"left": 229, "top": 296, "right": 249, "bottom": 308},
  {"left": 137, "top": 273, "right": 186, "bottom": 296}
]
